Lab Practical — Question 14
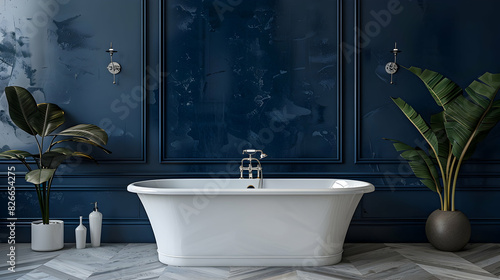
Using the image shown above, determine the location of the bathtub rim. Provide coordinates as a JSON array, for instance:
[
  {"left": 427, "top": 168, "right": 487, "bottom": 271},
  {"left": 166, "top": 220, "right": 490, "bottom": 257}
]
[{"left": 127, "top": 178, "right": 374, "bottom": 195}]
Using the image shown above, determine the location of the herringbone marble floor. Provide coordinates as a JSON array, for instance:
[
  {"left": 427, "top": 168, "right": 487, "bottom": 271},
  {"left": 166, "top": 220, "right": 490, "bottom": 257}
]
[{"left": 1, "top": 243, "right": 499, "bottom": 279}]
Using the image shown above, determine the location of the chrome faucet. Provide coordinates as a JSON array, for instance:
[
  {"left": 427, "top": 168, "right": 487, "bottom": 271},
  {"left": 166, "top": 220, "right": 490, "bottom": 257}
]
[{"left": 240, "top": 149, "right": 267, "bottom": 188}]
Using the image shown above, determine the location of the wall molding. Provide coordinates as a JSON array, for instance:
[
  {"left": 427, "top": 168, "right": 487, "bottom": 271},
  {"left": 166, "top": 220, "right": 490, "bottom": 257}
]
[
  {"left": 350, "top": 218, "right": 500, "bottom": 225},
  {"left": 3, "top": 217, "right": 500, "bottom": 225},
  {"left": 4, "top": 171, "right": 500, "bottom": 179},
  {"left": 0, "top": 218, "right": 150, "bottom": 224}
]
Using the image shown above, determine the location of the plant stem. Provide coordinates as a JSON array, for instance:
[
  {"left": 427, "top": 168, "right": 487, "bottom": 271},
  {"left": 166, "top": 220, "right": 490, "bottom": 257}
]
[
  {"left": 46, "top": 176, "right": 54, "bottom": 224},
  {"left": 446, "top": 143, "right": 452, "bottom": 180},
  {"left": 34, "top": 184, "right": 44, "bottom": 221},
  {"left": 429, "top": 147, "right": 447, "bottom": 210},
  {"left": 43, "top": 182, "right": 49, "bottom": 224},
  {"left": 33, "top": 136, "right": 43, "bottom": 169},
  {"left": 48, "top": 135, "right": 58, "bottom": 152},
  {"left": 442, "top": 146, "right": 454, "bottom": 211},
  {"left": 443, "top": 157, "right": 455, "bottom": 210},
  {"left": 436, "top": 186, "right": 444, "bottom": 210},
  {"left": 447, "top": 157, "right": 456, "bottom": 188},
  {"left": 19, "top": 158, "right": 33, "bottom": 171},
  {"left": 451, "top": 158, "right": 465, "bottom": 212},
  {"left": 443, "top": 186, "right": 450, "bottom": 211},
  {"left": 442, "top": 166, "right": 449, "bottom": 211},
  {"left": 37, "top": 133, "right": 49, "bottom": 223},
  {"left": 41, "top": 182, "right": 48, "bottom": 224}
]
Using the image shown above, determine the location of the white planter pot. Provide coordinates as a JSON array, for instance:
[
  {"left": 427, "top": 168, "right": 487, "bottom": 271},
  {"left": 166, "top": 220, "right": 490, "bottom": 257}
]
[{"left": 31, "top": 220, "right": 64, "bottom": 251}]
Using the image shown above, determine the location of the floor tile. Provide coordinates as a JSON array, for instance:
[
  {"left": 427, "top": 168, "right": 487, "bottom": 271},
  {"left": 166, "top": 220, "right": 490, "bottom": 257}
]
[{"left": 3, "top": 243, "right": 500, "bottom": 280}]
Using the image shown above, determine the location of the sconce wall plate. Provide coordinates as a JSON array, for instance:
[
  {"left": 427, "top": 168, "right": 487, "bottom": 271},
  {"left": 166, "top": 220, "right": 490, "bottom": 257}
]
[
  {"left": 107, "top": 62, "right": 121, "bottom": 75},
  {"left": 106, "top": 42, "right": 121, "bottom": 84},
  {"left": 386, "top": 42, "right": 401, "bottom": 84},
  {"left": 385, "top": 62, "right": 398, "bottom": 75}
]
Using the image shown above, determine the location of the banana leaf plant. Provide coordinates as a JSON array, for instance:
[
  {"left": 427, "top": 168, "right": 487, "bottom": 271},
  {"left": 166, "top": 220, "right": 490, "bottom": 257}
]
[
  {"left": 0, "top": 86, "right": 111, "bottom": 224},
  {"left": 386, "top": 67, "right": 500, "bottom": 211}
]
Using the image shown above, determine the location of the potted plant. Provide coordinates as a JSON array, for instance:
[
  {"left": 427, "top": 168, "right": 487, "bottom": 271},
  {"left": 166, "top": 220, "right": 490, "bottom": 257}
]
[
  {"left": 0, "top": 86, "right": 111, "bottom": 251},
  {"left": 386, "top": 67, "right": 500, "bottom": 251}
]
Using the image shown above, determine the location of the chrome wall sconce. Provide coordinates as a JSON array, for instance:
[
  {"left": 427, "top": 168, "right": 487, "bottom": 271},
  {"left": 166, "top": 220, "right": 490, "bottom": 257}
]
[
  {"left": 385, "top": 42, "right": 401, "bottom": 84},
  {"left": 106, "top": 42, "right": 121, "bottom": 84}
]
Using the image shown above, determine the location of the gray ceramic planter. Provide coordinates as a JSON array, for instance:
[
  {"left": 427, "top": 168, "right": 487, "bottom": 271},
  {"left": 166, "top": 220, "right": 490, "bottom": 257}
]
[{"left": 425, "top": 209, "right": 470, "bottom": 252}]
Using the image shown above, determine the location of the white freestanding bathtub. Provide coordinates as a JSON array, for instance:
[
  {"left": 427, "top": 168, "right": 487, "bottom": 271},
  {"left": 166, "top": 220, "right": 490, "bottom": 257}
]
[{"left": 127, "top": 178, "right": 374, "bottom": 266}]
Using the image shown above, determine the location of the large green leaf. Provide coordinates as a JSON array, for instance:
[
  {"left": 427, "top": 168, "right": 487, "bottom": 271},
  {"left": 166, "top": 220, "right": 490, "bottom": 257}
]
[
  {"left": 50, "top": 147, "right": 98, "bottom": 164},
  {"left": 430, "top": 112, "right": 450, "bottom": 169},
  {"left": 5, "top": 86, "right": 41, "bottom": 135},
  {"left": 56, "top": 124, "right": 108, "bottom": 146},
  {"left": 40, "top": 151, "right": 70, "bottom": 169},
  {"left": 444, "top": 72, "right": 500, "bottom": 159},
  {"left": 0, "top": 150, "right": 33, "bottom": 160},
  {"left": 390, "top": 97, "right": 439, "bottom": 156},
  {"left": 35, "top": 103, "right": 65, "bottom": 137},
  {"left": 25, "top": 169, "right": 56, "bottom": 185},
  {"left": 72, "top": 151, "right": 98, "bottom": 163},
  {"left": 406, "top": 67, "right": 462, "bottom": 108},
  {"left": 50, "top": 137, "right": 112, "bottom": 154},
  {"left": 50, "top": 147, "right": 74, "bottom": 155},
  {"left": 385, "top": 138, "right": 440, "bottom": 192},
  {"left": 0, "top": 150, "right": 32, "bottom": 159}
]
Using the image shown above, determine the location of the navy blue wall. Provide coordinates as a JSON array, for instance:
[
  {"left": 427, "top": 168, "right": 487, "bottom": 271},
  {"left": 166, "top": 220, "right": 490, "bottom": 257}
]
[{"left": 1, "top": 0, "right": 500, "bottom": 243}]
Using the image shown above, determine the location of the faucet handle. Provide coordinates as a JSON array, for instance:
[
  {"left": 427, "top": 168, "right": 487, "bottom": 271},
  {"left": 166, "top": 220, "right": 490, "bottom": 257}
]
[
  {"left": 242, "top": 149, "right": 267, "bottom": 159},
  {"left": 242, "top": 149, "right": 257, "bottom": 155}
]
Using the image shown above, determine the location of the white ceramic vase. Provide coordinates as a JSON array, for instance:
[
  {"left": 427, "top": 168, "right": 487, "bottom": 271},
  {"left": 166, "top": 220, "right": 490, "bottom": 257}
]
[{"left": 31, "top": 220, "right": 64, "bottom": 251}]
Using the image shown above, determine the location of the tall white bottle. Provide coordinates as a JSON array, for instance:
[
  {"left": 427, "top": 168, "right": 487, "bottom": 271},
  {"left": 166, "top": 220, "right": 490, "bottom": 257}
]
[
  {"left": 89, "top": 202, "right": 102, "bottom": 247},
  {"left": 75, "top": 216, "right": 87, "bottom": 249}
]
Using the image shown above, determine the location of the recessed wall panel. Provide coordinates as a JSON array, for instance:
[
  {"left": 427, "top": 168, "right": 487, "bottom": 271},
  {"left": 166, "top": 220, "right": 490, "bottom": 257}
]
[
  {"left": 0, "top": 0, "right": 145, "bottom": 162},
  {"left": 162, "top": 0, "right": 340, "bottom": 162},
  {"left": 356, "top": 0, "right": 500, "bottom": 162}
]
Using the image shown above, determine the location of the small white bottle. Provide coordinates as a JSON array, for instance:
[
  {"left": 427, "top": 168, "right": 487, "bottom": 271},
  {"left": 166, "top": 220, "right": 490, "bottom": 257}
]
[
  {"left": 89, "top": 202, "right": 102, "bottom": 247},
  {"left": 75, "top": 216, "right": 87, "bottom": 249}
]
